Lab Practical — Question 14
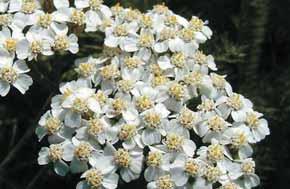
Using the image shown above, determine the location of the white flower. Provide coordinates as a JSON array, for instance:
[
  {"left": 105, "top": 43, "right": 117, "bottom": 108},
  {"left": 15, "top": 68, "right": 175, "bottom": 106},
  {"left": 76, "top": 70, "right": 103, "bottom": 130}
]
[
  {"left": 0, "top": 57, "right": 32, "bottom": 96},
  {"left": 0, "top": 26, "right": 24, "bottom": 57}
]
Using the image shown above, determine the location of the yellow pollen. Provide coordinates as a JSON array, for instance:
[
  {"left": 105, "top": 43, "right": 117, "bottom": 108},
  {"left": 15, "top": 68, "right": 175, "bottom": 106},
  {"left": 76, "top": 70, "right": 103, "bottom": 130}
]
[
  {"left": 246, "top": 113, "right": 259, "bottom": 129},
  {"left": 205, "top": 166, "right": 221, "bottom": 182},
  {"left": 74, "top": 142, "right": 92, "bottom": 160},
  {"left": 183, "top": 71, "right": 202, "bottom": 86},
  {"left": 211, "top": 73, "right": 226, "bottom": 89},
  {"left": 100, "top": 64, "right": 120, "bottom": 80},
  {"left": 159, "top": 28, "right": 176, "bottom": 40},
  {"left": 21, "top": 0, "right": 37, "bottom": 14},
  {"left": 54, "top": 36, "right": 69, "bottom": 51},
  {"left": 85, "top": 169, "right": 104, "bottom": 188},
  {"left": 62, "top": 88, "right": 73, "bottom": 100},
  {"left": 197, "top": 99, "right": 215, "bottom": 112},
  {"left": 114, "top": 25, "right": 128, "bottom": 37},
  {"left": 157, "top": 175, "right": 174, "bottom": 189},
  {"left": 124, "top": 57, "right": 141, "bottom": 69},
  {"left": 111, "top": 3, "right": 123, "bottom": 16},
  {"left": 0, "top": 66, "right": 17, "bottom": 84},
  {"left": 4, "top": 38, "right": 17, "bottom": 52},
  {"left": 207, "top": 144, "right": 224, "bottom": 161},
  {"left": 136, "top": 96, "right": 153, "bottom": 112},
  {"left": 147, "top": 152, "right": 162, "bottom": 167},
  {"left": 227, "top": 94, "right": 243, "bottom": 110},
  {"left": 112, "top": 98, "right": 126, "bottom": 114},
  {"left": 208, "top": 115, "right": 226, "bottom": 132},
  {"left": 150, "top": 64, "right": 164, "bottom": 76},
  {"left": 114, "top": 148, "right": 131, "bottom": 168},
  {"left": 38, "top": 13, "right": 52, "bottom": 28},
  {"left": 87, "top": 119, "right": 103, "bottom": 136},
  {"left": 179, "top": 108, "right": 196, "bottom": 129},
  {"left": 0, "top": 14, "right": 12, "bottom": 26},
  {"left": 222, "top": 182, "right": 239, "bottom": 189},
  {"left": 242, "top": 161, "right": 255, "bottom": 174},
  {"left": 168, "top": 83, "right": 185, "bottom": 101},
  {"left": 194, "top": 51, "right": 207, "bottom": 65},
  {"left": 152, "top": 75, "right": 169, "bottom": 87},
  {"left": 31, "top": 41, "right": 42, "bottom": 54},
  {"left": 71, "top": 10, "right": 85, "bottom": 26},
  {"left": 185, "top": 159, "right": 199, "bottom": 176},
  {"left": 72, "top": 98, "right": 89, "bottom": 113},
  {"left": 118, "top": 80, "right": 134, "bottom": 93},
  {"left": 95, "top": 91, "right": 107, "bottom": 105},
  {"left": 171, "top": 52, "right": 186, "bottom": 68},
  {"left": 190, "top": 17, "right": 204, "bottom": 32},
  {"left": 119, "top": 124, "right": 137, "bottom": 140},
  {"left": 139, "top": 33, "right": 154, "bottom": 48},
  {"left": 49, "top": 144, "right": 63, "bottom": 162},
  {"left": 165, "top": 133, "right": 184, "bottom": 151},
  {"left": 165, "top": 15, "right": 177, "bottom": 26},
  {"left": 124, "top": 9, "right": 140, "bottom": 22},
  {"left": 89, "top": 0, "right": 103, "bottom": 10},
  {"left": 77, "top": 63, "right": 95, "bottom": 78},
  {"left": 144, "top": 112, "right": 161, "bottom": 129},
  {"left": 45, "top": 117, "right": 62, "bottom": 135},
  {"left": 232, "top": 132, "right": 247, "bottom": 147},
  {"left": 179, "top": 28, "right": 195, "bottom": 41},
  {"left": 141, "top": 15, "right": 153, "bottom": 28}
]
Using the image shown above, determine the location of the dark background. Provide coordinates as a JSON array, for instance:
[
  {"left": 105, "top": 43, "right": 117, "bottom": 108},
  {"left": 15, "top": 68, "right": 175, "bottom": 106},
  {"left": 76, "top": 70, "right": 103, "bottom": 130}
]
[{"left": 1, "top": 0, "right": 290, "bottom": 188}]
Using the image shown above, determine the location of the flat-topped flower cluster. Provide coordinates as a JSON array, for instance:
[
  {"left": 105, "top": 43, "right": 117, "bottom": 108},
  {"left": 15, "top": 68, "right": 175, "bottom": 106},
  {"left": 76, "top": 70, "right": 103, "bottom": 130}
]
[{"left": 1, "top": 0, "right": 270, "bottom": 189}]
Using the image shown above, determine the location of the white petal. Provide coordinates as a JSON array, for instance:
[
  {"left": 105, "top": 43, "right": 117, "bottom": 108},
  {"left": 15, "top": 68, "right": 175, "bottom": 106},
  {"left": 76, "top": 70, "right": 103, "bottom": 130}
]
[
  {"left": 0, "top": 80, "right": 10, "bottom": 97},
  {"left": 53, "top": 0, "right": 69, "bottom": 9},
  {"left": 13, "top": 74, "right": 33, "bottom": 94},
  {"left": 102, "top": 173, "right": 119, "bottom": 189},
  {"left": 182, "top": 139, "right": 196, "bottom": 157}
]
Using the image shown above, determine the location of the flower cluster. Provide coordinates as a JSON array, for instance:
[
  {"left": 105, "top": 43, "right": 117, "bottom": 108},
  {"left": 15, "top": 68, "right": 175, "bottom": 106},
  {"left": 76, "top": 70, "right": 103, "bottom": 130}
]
[{"left": 0, "top": 1, "right": 268, "bottom": 189}]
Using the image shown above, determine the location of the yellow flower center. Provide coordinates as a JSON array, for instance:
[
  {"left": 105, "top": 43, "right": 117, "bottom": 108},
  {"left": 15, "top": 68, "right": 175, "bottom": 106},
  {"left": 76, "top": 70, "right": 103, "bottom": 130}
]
[
  {"left": 0, "top": 66, "right": 17, "bottom": 84},
  {"left": 185, "top": 160, "right": 199, "bottom": 176},
  {"left": 117, "top": 80, "right": 134, "bottom": 93},
  {"left": 168, "top": 83, "right": 185, "bottom": 101},
  {"left": 114, "top": 148, "right": 131, "bottom": 168},
  {"left": 100, "top": 64, "right": 120, "bottom": 80},
  {"left": 190, "top": 17, "right": 204, "bottom": 32},
  {"left": 89, "top": 0, "right": 103, "bottom": 10},
  {"left": 124, "top": 57, "right": 141, "bottom": 69},
  {"left": 227, "top": 94, "right": 243, "bottom": 110},
  {"left": 38, "top": 13, "right": 52, "bottom": 28},
  {"left": 141, "top": 15, "right": 153, "bottom": 28},
  {"left": 211, "top": 73, "right": 226, "bottom": 89},
  {"left": 157, "top": 175, "right": 174, "bottom": 189},
  {"left": 71, "top": 10, "right": 85, "bottom": 26},
  {"left": 208, "top": 144, "right": 224, "bottom": 161},
  {"left": 112, "top": 98, "right": 126, "bottom": 114},
  {"left": 232, "top": 131, "right": 247, "bottom": 147},
  {"left": 150, "top": 64, "right": 164, "bottom": 76},
  {"left": 114, "top": 25, "right": 128, "bottom": 37},
  {"left": 194, "top": 51, "right": 207, "bottom": 65},
  {"left": 205, "top": 166, "right": 221, "bottom": 182},
  {"left": 54, "top": 36, "right": 69, "bottom": 51},
  {"left": 208, "top": 115, "right": 226, "bottom": 132},
  {"left": 165, "top": 15, "right": 177, "bottom": 26},
  {"left": 0, "top": 14, "right": 12, "bottom": 26},
  {"left": 119, "top": 124, "right": 137, "bottom": 140},
  {"left": 87, "top": 119, "right": 103, "bottom": 136},
  {"left": 159, "top": 28, "right": 176, "bottom": 41},
  {"left": 74, "top": 142, "right": 92, "bottom": 161},
  {"left": 147, "top": 152, "right": 162, "bottom": 167},
  {"left": 85, "top": 169, "right": 104, "bottom": 188},
  {"left": 144, "top": 112, "right": 161, "bottom": 129},
  {"left": 4, "top": 38, "right": 17, "bottom": 52},
  {"left": 73, "top": 98, "right": 89, "bottom": 113},
  {"left": 165, "top": 133, "right": 184, "bottom": 151},
  {"left": 246, "top": 113, "right": 259, "bottom": 129},
  {"left": 95, "top": 91, "right": 107, "bottom": 105},
  {"left": 78, "top": 63, "right": 95, "bottom": 78},
  {"left": 171, "top": 52, "right": 186, "bottom": 68},
  {"left": 49, "top": 144, "right": 63, "bottom": 162},
  {"left": 124, "top": 9, "right": 140, "bottom": 22},
  {"left": 179, "top": 28, "right": 195, "bottom": 41},
  {"left": 136, "top": 96, "right": 153, "bottom": 112},
  {"left": 139, "top": 33, "right": 154, "bottom": 48},
  {"left": 179, "top": 108, "right": 197, "bottom": 129},
  {"left": 197, "top": 99, "right": 215, "bottom": 112},
  {"left": 222, "top": 182, "right": 239, "bottom": 189},
  {"left": 152, "top": 75, "right": 169, "bottom": 87},
  {"left": 31, "top": 40, "right": 42, "bottom": 54},
  {"left": 183, "top": 71, "right": 202, "bottom": 86},
  {"left": 45, "top": 117, "right": 62, "bottom": 135},
  {"left": 22, "top": 0, "right": 37, "bottom": 14},
  {"left": 242, "top": 161, "right": 255, "bottom": 174}
]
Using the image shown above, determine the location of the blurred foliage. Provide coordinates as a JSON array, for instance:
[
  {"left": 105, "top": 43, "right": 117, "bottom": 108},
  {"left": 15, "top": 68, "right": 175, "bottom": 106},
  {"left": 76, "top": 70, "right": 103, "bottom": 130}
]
[{"left": 1, "top": 0, "right": 290, "bottom": 188}]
